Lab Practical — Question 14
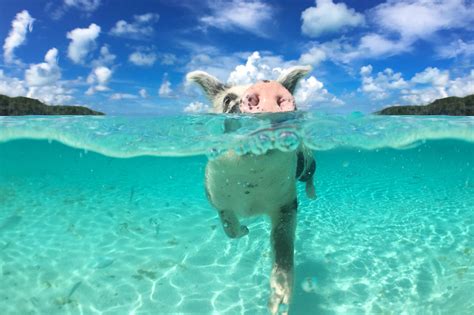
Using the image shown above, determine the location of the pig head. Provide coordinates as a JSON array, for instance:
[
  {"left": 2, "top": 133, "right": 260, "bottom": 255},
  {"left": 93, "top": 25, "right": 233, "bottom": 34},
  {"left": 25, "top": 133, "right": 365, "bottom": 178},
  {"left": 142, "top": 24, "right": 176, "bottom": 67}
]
[{"left": 186, "top": 66, "right": 312, "bottom": 114}]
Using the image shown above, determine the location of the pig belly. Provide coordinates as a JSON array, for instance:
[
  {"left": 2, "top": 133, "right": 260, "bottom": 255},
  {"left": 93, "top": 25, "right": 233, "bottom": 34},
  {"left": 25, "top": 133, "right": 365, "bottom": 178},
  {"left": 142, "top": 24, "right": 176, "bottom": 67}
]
[{"left": 205, "top": 150, "right": 297, "bottom": 217}]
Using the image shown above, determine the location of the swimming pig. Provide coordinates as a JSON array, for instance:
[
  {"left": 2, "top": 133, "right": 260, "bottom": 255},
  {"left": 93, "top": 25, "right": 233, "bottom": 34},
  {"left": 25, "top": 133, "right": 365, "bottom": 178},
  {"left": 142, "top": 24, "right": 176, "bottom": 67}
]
[{"left": 187, "top": 66, "right": 316, "bottom": 314}]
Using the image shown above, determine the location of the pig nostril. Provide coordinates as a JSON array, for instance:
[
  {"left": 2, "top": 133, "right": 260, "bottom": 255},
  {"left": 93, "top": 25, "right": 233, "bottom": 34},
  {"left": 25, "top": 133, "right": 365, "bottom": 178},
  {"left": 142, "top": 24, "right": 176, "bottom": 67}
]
[
  {"left": 277, "top": 96, "right": 283, "bottom": 107},
  {"left": 246, "top": 94, "right": 259, "bottom": 107}
]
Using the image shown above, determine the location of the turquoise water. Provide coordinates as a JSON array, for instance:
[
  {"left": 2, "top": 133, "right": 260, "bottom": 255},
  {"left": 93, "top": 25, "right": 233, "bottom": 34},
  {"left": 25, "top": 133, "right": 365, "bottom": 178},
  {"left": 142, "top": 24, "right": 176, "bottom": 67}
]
[{"left": 0, "top": 114, "right": 473, "bottom": 314}]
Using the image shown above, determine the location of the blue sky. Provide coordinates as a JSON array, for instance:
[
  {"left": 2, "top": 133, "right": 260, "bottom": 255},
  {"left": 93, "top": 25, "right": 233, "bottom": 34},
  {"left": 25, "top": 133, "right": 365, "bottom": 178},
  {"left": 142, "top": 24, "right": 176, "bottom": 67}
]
[{"left": 0, "top": 0, "right": 473, "bottom": 115}]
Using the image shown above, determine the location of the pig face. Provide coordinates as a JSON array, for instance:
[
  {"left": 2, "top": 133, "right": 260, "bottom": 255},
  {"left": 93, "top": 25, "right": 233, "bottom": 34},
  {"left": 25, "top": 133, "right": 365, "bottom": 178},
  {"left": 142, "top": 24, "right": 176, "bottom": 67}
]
[
  {"left": 240, "top": 80, "right": 295, "bottom": 113},
  {"left": 186, "top": 66, "right": 312, "bottom": 114}
]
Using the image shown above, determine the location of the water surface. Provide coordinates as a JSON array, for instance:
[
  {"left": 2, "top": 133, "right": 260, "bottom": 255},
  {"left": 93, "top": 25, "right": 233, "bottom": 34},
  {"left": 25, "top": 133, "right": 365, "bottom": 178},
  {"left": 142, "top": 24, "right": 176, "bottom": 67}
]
[{"left": 0, "top": 114, "right": 473, "bottom": 314}]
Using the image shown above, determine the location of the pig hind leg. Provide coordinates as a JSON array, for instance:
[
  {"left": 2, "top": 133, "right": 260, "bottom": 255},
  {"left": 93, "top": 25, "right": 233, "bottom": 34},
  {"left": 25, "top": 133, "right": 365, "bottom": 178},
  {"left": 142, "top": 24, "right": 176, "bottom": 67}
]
[{"left": 268, "top": 198, "right": 297, "bottom": 315}]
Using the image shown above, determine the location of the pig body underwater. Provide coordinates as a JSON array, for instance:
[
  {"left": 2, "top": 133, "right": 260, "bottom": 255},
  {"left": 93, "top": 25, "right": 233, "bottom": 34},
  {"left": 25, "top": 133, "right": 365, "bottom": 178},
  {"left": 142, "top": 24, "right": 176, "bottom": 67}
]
[{"left": 186, "top": 66, "right": 316, "bottom": 314}]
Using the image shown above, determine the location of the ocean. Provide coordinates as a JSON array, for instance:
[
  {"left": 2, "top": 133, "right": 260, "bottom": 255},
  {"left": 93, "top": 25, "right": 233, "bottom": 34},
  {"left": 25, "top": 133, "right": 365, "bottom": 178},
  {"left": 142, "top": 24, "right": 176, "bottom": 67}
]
[{"left": 0, "top": 113, "right": 473, "bottom": 314}]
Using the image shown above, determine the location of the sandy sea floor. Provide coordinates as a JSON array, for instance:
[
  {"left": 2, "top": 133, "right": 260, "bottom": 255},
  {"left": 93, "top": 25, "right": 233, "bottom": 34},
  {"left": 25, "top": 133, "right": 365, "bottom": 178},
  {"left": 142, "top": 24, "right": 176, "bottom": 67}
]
[{"left": 0, "top": 139, "right": 473, "bottom": 314}]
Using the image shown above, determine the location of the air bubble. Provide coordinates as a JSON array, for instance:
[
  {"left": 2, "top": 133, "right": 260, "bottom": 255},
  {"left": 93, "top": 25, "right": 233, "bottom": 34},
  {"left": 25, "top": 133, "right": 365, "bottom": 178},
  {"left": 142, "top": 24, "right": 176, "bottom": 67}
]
[{"left": 275, "top": 131, "right": 300, "bottom": 152}]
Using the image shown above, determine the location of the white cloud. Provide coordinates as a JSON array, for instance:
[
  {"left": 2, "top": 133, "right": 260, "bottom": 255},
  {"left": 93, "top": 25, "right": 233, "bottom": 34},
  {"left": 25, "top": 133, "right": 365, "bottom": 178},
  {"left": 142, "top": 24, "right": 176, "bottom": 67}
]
[
  {"left": 110, "top": 93, "right": 138, "bottom": 100},
  {"left": 186, "top": 52, "right": 248, "bottom": 82},
  {"left": 0, "top": 70, "right": 27, "bottom": 97},
  {"left": 360, "top": 65, "right": 474, "bottom": 106},
  {"left": 295, "top": 76, "right": 344, "bottom": 108},
  {"left": 0, "top": 69, "right": 72, "bottom": 105},
  {"left": 67, "top": 23, "right": 101, "bottom": 64},
  {"left": 129, "top": 51, "right": 157, "bottom": 66},
  {"left": 86, "top": 66, "right": 112, "bottom": 95},
  {"left": 402, "top": 69, "right": 474, "bottom": 105},
  {"left": 411, "top": 67, "right": 449, "bottom": 87},
  {"left": 1, "top": 48, "right": 74, "bottom": 105},
  {"left": 161, "top": 53, "right": 177, "bottom": 65},
  {"left": 446, "top": 70, "right": 474, "bottom": 97},
  {"left": 299, "top": 1, "right": 473, "bottom": 63},
  {"left": 299, "top": 47, "right": 327, "bottom": 66},
  {"left": 139, "top": 88, "right": 148, "bottom": 98},
  {"left": 27, "top": 85, "right": 73, "bottom": 105},
  {"left": 225, "top": 51, "right": 341, "bottom": 108},
  {"left": 227, "top": 51, "right": 286, "bottom": 85},
  {"left": 200, "top": 0, "right": 275, "bottom": 37},
  {"left": 92, "top": 45, "right": 116, "bottom": 67},
  {"left": 3, "top": 10, "right": 35, "bottom": 64},
  {"left": 25, "top": 48, "right": 61, "bottom": 87},
  {"left": 110, "top": 13, "right": 159, "bottom": 39},
  {"left": 437, "top": 39, "right": 474, "bottom": 59},
  {"left": 359, "top": 65, "right": 408, "bottom": 100},
  {"left": 358, "top": 34, "right": 411, "bottom": 57},
  {"left": 372, "top": 0, "right": 473, "bottom": 41},
  {"left": 183, "top": 101, "right": 210, "bottom": 113},
  {"left": 64, "top": 0, "right": 101, "bottom": 12},
  {"left": 301, "top": 35, "right": 411, "bottom": 65},
  {"left": 159, "top": 76, "right": 172, "bottom": 97},
  {"left": 301, "top": 0, "right": 364, "bottom": 37}
]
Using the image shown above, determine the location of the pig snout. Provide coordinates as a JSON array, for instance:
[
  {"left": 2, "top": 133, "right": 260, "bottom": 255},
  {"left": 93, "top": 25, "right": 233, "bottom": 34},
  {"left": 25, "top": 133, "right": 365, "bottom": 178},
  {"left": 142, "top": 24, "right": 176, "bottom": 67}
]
[{"left": 240, "top": 81, "right": 296, "bottom": 113}]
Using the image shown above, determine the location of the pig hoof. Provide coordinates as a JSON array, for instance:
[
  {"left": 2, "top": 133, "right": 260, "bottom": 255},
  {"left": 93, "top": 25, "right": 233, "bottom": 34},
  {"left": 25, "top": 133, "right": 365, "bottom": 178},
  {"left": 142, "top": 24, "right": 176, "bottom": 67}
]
[
  {"left": 238, "top": 225, "right": 249, "bottom": 237},
  {"left": 305, "top": 181, "right": 316, "bottom": 200}
]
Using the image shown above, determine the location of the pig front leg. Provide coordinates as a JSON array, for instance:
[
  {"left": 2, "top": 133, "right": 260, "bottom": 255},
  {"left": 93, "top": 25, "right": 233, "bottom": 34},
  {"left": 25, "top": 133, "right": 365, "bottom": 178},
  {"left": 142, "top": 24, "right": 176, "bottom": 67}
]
[
  {"left": 268, "top": 198, "right": 297, "bottom": 315},
  {"left": 217, "top": 209, "right": 249, "bottom": 239}
]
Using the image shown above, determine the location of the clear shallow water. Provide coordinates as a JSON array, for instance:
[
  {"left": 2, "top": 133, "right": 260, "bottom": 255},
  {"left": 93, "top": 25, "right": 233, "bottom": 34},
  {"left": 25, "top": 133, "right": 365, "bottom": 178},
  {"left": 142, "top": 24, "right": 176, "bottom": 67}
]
[{"left": 0, "top": 114, "right": 473, "bottom": 314}]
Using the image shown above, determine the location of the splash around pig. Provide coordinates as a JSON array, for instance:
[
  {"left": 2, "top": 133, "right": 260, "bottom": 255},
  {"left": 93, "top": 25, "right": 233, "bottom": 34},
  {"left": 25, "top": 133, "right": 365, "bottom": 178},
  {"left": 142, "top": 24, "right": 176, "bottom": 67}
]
[{"left": 187, "top": 66, "right": 316, "bottom": 315}]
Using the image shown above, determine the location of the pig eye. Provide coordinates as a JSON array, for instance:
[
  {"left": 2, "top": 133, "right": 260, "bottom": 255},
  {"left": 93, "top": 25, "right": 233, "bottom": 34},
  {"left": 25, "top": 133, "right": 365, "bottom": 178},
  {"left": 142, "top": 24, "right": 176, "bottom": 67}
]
[
  {"left": 223, "top": 93, "right": 238, "bottom": 112},
  {"left": 246, "top": 94, "right": 259, "bottom": 107}
]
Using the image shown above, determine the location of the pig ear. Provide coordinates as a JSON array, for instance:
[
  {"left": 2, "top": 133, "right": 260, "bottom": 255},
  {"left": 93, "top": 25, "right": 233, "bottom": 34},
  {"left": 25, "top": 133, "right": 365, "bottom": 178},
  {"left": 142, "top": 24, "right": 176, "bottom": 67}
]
[
  {"left": 186, "top": 71, "right": 229, "bottom": 100},
  {"left": 277, "top": 65, "right": 312, "bottom": 94}
]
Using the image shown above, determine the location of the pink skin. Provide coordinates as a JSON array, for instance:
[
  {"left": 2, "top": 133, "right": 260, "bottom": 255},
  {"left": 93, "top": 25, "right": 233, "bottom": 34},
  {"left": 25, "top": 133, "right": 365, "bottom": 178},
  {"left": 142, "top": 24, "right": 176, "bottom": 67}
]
[{"left": 240, "top": 81, "right": 296, "bottom": 113}]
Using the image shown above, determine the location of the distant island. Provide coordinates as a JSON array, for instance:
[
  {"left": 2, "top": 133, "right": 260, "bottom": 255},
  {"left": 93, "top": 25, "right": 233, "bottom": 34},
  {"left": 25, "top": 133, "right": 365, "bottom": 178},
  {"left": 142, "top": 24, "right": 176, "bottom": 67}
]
[
  {"left": 377, "top": 94, "right": 474, "bottom": 116},
  {"left": 0, "top": 94, "right": 104, "bottom": 116}
]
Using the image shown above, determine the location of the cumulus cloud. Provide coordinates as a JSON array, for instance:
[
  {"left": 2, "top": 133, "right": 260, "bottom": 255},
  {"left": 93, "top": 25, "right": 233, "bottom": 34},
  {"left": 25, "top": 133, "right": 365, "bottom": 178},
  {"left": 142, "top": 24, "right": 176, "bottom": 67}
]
[
  {"left": 402, "top": 70, "right": 474, "bottom": 104},
  {"left": 86, "top": 66, "right": 112, "bottom": 95},
  {"left": 158, "top": 76, "right": 172, "bottom": 97},
  {"left": 0, "top": 70, "right": 27, "bottom": 97},
  {"left": 67, "top": 23, "right": 101, "bottom": 64},
  {"left": 186, "top": 52, "right": 249, "bottom": 82},
  {"left": 227, "top": 52, "right": 283, "bottom": 85},
  {"left": 372, "top": 0, "right": 473, "bottom": 41},
  {"left": 3, "top": 10, "right": 35, "bottom": 64},
  {"left": 360, "top": 65, "right": 474, "bottom": 105},
  {"left": 129, "top": 51, "right": 157, "bottom": 66},
  {"left": 299, "top": 47, "right": 327, "bottom": 66},
  {"left": 183, "top": 101, "right": 210, "bottom": 113},
  {"left": 1, "top": 48, "right": 74, "bottom": 105},
  {"left": 25, "top": 48, "right": 61, "bottom": 87},
  {"left": 0, "top": 69, "right": 72, "bottom": 105},
  {"left": 191, "top": 51, "right": 341, "bottom": 108},
  {"left": 139, "top": 88, "right": 148, "bottom": 98},
  {"left": 411, "top": 67, "right": 449, "bottom": 87},
  {"left": 27, "top": 85, "right": 73, "bottom": 105},
  {"left": 299, "top": 1, "right": 473, "bottom": 63},
  {"left": 446, "top": 70, "right": 474, "bottom": 97},
  {"left": 301, "top": 0, "right": 364, "bottom": 37},
  {"left": 295, "top": 76, "right": 344, "bottom": 108},
  {"left": 64, "top": 0, "right": 101, "bottom": 12},
  {"left": 299, "top": 35, "right": 411, "bottom": 65},
  {"left": 358, "top": 34, "right": 411, "bottom": 58},
  {"left": 200, "top": 0, "right": 275, "bottom": 37},
  {"left": 359, "top": 65, "right": 408, "bottom": 100},
  {"left": 92, "top": 45, "right": 116, "bottom": 67},
  {"left": 110, "top": 13, "right": 159, "bottom": 39}
]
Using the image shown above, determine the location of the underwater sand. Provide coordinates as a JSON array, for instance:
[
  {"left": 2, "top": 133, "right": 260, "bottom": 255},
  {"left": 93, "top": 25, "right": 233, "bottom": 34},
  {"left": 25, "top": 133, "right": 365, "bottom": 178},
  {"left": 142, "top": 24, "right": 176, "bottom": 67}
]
[{"left": 0, "top": 115, "right": 473, "bottom": 314}]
